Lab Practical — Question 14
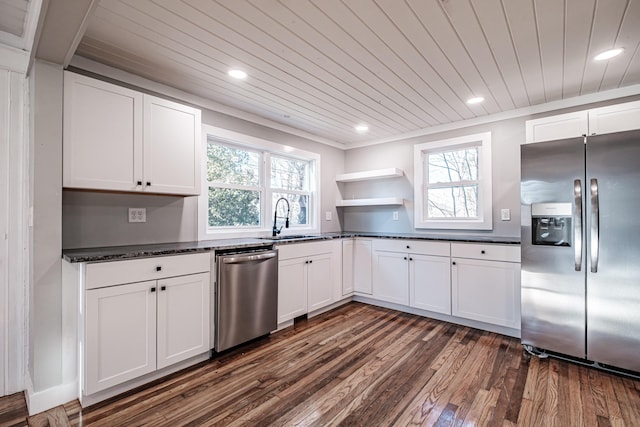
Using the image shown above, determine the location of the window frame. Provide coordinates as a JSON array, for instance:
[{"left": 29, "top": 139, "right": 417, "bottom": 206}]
[
  {"left": 413, "top": 132, "right": 493, "bottom": 230},
  {"left": 199, "top": 124, "right": 320, "bottom": 240}
]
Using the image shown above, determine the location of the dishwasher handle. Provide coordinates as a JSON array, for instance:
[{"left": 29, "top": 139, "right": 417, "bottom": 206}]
[{"left": 221, "top": 251, "right": 277, "bottom": 264}]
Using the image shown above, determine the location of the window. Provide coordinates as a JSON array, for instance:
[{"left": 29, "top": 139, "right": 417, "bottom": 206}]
[
  {"left": 199, "top": 125, "right": 319, "bottom": 239},
  {"left": 270, "top": 155, "right": 311, "bottom": 227},
  {"left": 206, "top": 143, "right": 262, "bottom": 228},
  {"left": 414, "top": 132, "right": 492, "bottom": 230}
]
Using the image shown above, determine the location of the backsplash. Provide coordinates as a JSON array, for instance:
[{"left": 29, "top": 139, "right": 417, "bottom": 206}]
[{"left": 62, "top": 190, "right": 198, "bottom": 249}]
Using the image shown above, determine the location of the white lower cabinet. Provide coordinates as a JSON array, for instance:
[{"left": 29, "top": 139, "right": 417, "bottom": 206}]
[
  {"left": 373, "top": 250, "right": 410, "bottom": 305},
  {"left": 85, "top": 280, "right": 157, "bottom": 394},
  {"left": 451, "top": 243, "right": 521, "bottom": 329},
  {"left": 307, "top": 253, "right": 335, "bottom": 312},
  {"left": 156, "top": 273, "right": 211, "bottom": 369},
  {"left": 342, "top": 239, "right": 354, "bottom": 295},
  {"left": 277, "top": 257, "right": 309, "bottom": 323},
  {"left": 83, "top": 253, "right": 210, "bottom": 395},
  {"left": 277, "top": 240, "right": 341, "bottom": 324},
  {"left": 353, "top": 239, "right": 372, "bottom": 294},
  {"left": 372, "top": 239, "right": 451, "bottom": 310},
  {"left": 409, "top": 254, "right": 452, "bottom": 315}
]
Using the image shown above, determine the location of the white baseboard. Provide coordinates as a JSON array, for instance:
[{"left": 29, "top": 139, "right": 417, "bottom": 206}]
[
  {"left": 24, "top": 373, "right": 78, "bottom": 416},
  {"left": 353, "top": 295, "right": 521, "bottom": 338}
]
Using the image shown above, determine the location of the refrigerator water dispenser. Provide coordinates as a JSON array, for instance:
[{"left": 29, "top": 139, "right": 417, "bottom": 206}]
[{"left": 531, "top": 203, "right": 572, "bottom": 246}]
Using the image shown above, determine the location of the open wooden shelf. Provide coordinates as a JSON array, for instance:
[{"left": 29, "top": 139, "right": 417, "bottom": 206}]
[
  {"left": 335, "top": 168, "right": 404, "bottom": 182},
  {"left": 336, "top": 197, "right": 404, "bottom": 207}
]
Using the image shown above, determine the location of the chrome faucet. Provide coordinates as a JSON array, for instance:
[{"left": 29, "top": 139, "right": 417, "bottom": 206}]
[{"left": 272, "top": 197, "right": 290, "bottom": 237}]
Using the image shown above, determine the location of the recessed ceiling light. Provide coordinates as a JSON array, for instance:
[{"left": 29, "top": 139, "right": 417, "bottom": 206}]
[
  {"left": 228, "top": 69, "right": 248, "bottom": 79},
  {"left": 467, "top": 96, "right": 484, "bottom": 105},
  {"left": 594, "top": 48, "right": 624, "bottom": 61},
  {"left": 355, "top": 124, "right": 369, "bottom": 133}
]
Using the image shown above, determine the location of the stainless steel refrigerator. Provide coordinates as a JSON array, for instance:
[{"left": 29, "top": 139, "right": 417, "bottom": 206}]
[{"left": 521, "top": 129, "right": 640, "bottom": 373}]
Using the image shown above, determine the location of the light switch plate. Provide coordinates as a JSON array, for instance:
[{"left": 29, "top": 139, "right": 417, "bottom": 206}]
[
  {"left": 392, "top": 211, "right": 399, "bottom": 221},
  {"left": 128, "top": 208, "right": 147, "bottom": 223},
  {"left": 500, "top": 208, "right": 511, "bottom": 221},
  {"left": 325, "top": 211, "right": 332, "bottom": 221}
]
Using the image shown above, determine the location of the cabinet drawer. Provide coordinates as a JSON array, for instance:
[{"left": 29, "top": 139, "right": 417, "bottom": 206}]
[
  {"left": 451, "top": 243, "right": 520, "bottom": 263},
  {"left": 277, "top": 240, "right": 335, "bottom": 260},
  {"left": 85, "top": 252, "right": 211, "bottom": 290},
  {"left": 372, "top": 239, "right": 450, "bottom": 256}
]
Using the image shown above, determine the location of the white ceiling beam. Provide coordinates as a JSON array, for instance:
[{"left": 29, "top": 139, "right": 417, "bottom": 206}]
[{"left": 34, "top": 0, "right": 99, "bottom": 67}]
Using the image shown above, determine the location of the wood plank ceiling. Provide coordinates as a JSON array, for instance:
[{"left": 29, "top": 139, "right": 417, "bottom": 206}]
[{"left": 75, "top": 0, "right": 640, "bottom": 147}]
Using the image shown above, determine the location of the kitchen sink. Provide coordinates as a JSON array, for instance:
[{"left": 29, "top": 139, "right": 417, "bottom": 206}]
[{"left": 262, "top": 235, "right": 318, "bottom": 240}]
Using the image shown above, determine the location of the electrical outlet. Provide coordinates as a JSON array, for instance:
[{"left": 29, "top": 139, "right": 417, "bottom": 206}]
[
  {"left": 392, "top": 211, "right": 399, "bottom": 221},
  {"left": 500, "top": 208, "right": 511, "bottom": 221},
  {"left": 128, "top": 208, "right": 147, "bottom": 223},
  {"left": 325, "top": 211, "right": 332, "bottom": 221}
]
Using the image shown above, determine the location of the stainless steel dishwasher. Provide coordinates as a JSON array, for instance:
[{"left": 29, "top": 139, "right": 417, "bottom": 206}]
[{"left": 215, "top": 248, "right": 278, "bottom": 352}]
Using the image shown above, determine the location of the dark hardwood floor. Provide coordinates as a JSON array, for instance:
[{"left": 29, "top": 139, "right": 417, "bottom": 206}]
[{"left": 3, "top": 302, "right": 640, "bottom": 426}]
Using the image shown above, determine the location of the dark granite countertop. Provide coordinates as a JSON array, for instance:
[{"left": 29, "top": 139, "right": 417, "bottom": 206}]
[
  {"left": 347, "top": 232, "right": 520, "bottom": 245},
  {"left": 62, "top": 238, "right": 273, "bottom": 263},
  {"left": 62, "top": 232, "right": 520, "bottom": 263}
]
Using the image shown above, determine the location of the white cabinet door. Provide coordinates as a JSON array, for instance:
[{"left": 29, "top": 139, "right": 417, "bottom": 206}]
[
  {"left": 588, "top": 100, "right": 640, "bottom": 136},
  {"left": 156, "top": 273, "right": 210, "bottom": 370},
  {"left": 307, "top": 253, "right": 334, "bottom": 312},
  {"left": 63, "top": 72, "right": 143, "bottom": 191},
  {"left": 342, "top": 239, "right": 354, "bottom": 295},
  {"left": 524, "top": 111, "right": 588, "bottom": 143},
  {"left": 353, "top": 239, "right": 373, "bottom": 294},
  {"left": 410, "top": 254, "right": 451, "bottom": 315},
  {"left": 278, "top": 258, "right": 308, "bottom": 323},
  {"left": 143, "top": 96, "right": 201, "bottom": 195},
  {"left": 372, "top": 250, "right": 409, "bottom": 305},
  {"left": 85, "top": 280, "right": 157, "bottom": 395},
  {"left": 451, "top": 258, "right": 520, "bottom": 329}
]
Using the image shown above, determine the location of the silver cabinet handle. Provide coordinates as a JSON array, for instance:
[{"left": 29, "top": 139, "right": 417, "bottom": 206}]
[
  {"left": 222, "top": 251, "right": 277, "bottom": 264},
  {"left": 574, "top": 179, "right": 583, "bottom": 271},
  {"left": 590, "top": 178, "right": 599, "bottom": 273}
]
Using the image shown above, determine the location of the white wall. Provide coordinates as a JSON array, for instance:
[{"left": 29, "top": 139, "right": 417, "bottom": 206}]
[
  {"left": 1, "top": 66, "right": 28, "bottom": 396},
  {"left": 30, "top": 60, "right": 64, "bottom": 392},
  {"left": 342, "top": 118, "right": 523, "bottom": 238}
]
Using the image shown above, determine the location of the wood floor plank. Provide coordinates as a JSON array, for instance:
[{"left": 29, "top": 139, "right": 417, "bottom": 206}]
[
  {"left": 567, "top": 362, "right": 585, "bottom": 426},
  {"left": 3, "top": 302, "right": 640, "bottom": 426},
  {"left": 504, "top": 351, "right": 530, "bottom": 424},
  {"left": 580, "top": 364, "right": 600, "bottom": 426},
  {"left": 0, "top": 392, "right": 28, "bottom": 427},
  {"left": 529, "top": 357, "right": 550, "bottom": 426},
  {"left": 602, "top": 374, "right": 624, "bottom": 423},
  {"left": 542, "top": 358, "right": 560, "bottom": 425}
]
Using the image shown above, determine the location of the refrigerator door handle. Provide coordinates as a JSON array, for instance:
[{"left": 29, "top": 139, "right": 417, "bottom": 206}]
[
  {"left": 574, "top": 179, "right": 583, "bottom": 271},
  {"left": 590, "top": 178, "right": 600, "bottom": 273}
]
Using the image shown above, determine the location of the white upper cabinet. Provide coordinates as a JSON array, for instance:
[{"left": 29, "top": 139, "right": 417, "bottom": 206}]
[
  {"left": 525, "top": 100, "right": 640, "bottom": 144},
  {"left": 63, "top": 72, "right": 201, "bottom": 195},
  {"left": 525, "top": 111, "right": 588, "bottom": 144},
  {"left": 588, "top": 101, "right": 640, "bottom": 136},
  {"left": 143, "top": 96, "right": 201, "bottom": 195},
  {"left": 63, "top": 72, "right": 143, "bottom": 192}
]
